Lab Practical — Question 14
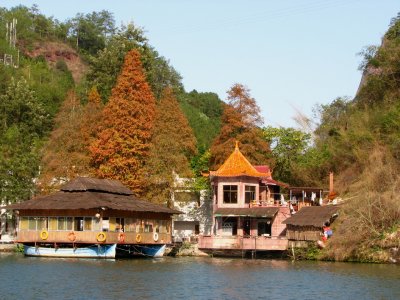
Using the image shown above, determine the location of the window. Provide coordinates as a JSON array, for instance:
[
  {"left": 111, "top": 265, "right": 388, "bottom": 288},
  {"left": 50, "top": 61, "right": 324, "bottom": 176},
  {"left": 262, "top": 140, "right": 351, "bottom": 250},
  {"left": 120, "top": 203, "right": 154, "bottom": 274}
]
[
  {"left": 245, "top": 185, "right": 256, "bottom": 204},
  {"left": 19, "top": 217, "right": 29, "bottom": 230},
  {"left": 223, "top": 185, "right": 238, "bottom": 203},
  {"left": 49, "top": 217, "right": 57, "bottom": 231},
  {"left": 58, "top": 217, "right": 66, "bottom": 230},
  {"left": 124, "top": 218, "right": 135, "bottom": 232},
  {"left": 28, "top": 217, "right": 38, "bottom": 230},
  {"left": 144, "top": 220, "right": 153, "bottom": 233},
  {"left": 84, "top": 217, "right": 92, "bottom": 231}
]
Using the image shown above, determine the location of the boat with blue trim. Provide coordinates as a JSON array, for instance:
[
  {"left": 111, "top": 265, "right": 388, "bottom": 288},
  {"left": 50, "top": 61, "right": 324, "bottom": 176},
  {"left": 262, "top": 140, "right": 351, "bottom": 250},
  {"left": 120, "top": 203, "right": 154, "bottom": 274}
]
[{"left": 6, "top": 177, "right": 180, "bottom": 258}]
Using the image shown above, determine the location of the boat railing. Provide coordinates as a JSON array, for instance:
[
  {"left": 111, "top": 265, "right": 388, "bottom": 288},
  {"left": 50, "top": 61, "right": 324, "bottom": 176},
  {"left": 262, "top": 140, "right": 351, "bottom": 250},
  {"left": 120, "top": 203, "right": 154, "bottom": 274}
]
[{"left": 16, "top": 230, "right": 171, "bottom": 245}]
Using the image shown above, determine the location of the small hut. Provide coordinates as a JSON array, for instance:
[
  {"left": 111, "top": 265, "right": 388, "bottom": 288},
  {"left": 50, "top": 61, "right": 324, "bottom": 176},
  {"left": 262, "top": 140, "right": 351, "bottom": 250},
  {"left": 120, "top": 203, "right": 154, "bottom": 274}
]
[{"left": 282, "top": 205, "right": 339, "bottom": 241}]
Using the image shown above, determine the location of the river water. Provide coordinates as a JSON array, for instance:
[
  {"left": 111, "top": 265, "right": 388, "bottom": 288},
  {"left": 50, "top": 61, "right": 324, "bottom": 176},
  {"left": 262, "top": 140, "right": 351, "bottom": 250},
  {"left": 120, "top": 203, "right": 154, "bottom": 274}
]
[{"left": 0, "top": 254, "right": 399, "bottom": 300}]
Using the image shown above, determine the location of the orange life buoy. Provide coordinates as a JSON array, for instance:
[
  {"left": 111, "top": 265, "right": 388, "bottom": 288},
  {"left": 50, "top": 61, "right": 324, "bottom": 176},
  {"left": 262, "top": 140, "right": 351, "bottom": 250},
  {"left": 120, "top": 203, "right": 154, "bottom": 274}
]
[
  {"left": 68, "top": 231, "right": 77, "bottom": 242},
  {"left": 118, "top": 232, "right": 126, "bottom": 243},
  {"left": 135, "top": 233, "right": 142, "bottom": 243}
]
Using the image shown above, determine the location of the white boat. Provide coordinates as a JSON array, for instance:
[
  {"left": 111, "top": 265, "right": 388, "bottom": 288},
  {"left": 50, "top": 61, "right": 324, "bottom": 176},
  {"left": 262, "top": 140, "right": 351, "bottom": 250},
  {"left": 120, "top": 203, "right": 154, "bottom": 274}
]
[{"left": 24, "top": 244, "right": 117, "bottom": 258}]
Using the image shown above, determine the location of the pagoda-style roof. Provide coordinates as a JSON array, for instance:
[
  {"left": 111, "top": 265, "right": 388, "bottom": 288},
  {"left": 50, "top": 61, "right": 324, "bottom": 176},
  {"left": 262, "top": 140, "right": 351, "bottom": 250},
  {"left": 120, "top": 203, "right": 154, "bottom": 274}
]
[{"left": 210, "top": 142, "right": 271, "bottom": 178}]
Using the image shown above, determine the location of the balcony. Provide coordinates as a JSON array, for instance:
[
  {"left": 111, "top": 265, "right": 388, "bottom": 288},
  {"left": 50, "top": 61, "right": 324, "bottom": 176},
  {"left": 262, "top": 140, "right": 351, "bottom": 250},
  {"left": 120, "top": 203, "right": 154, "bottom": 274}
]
[{"left": 198, "top": 235, "right": 288, "bottom": 251}]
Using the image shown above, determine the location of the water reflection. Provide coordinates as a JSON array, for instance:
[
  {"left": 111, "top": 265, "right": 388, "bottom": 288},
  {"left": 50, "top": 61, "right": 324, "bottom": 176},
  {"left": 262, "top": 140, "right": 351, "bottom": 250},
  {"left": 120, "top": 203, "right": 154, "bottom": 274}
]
[{"left": 1, "top": 254, "right": 399, "bottom": 300}]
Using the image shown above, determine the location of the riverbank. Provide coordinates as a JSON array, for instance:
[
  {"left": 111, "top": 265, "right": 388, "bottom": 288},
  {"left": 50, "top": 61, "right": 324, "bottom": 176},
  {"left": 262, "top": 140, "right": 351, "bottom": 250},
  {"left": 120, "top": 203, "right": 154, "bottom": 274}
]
[{"left": 0, "top": 243, "right": 15, "bottom": 252}]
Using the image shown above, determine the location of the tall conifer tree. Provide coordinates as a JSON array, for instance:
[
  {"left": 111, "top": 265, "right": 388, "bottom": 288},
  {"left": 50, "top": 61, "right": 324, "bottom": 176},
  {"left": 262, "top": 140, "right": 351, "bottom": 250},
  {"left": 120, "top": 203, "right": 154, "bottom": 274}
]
[
  {"left": 144, "top": 88, "right": 197, "bottom": 204},
  {"left": 90, "top": 49, "right": 156, "bottom": 194},
  {"left": 210, "top": 83, "right": 271, "bottom": 169}
]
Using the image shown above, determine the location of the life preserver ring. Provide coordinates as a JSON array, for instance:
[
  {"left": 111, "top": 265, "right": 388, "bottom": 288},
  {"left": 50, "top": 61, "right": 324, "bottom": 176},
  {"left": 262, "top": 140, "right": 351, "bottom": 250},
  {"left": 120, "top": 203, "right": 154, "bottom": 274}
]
[
  {"left": 68, "top": 231, "right": 77, "bottom": 242},
  {"left": 135, "top": 233, "right": 142, "bottom": 243},
  {"left": 118, "top": 232, "right": 126, "bottom": 243},
  {"left": 96, "top": 232, "right": 106, "bottom": 242},
  {"left": 40, "top": 230, "right": 49, "bottom": 240},
  {"left": 153, "top": 232, "right": 159, "bottom": 242}
]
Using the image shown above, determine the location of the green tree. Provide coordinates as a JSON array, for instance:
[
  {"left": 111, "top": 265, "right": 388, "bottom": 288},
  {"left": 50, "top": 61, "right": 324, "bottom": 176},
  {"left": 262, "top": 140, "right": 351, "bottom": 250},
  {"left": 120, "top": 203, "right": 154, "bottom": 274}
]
[
  {"left": 0, "top": 78, "right": 48, "bottom": 203},
  {"left": 144, "top": 88, "right": 197, "bottom": 205},
  {"left": 67, "top": 10, "right": 116, "bottom": 55},
  {"left": 85, "top": 23, "right": 182, "bottom": 102},
  {"left": 263, "top": 126, "right": 311, "bottom": 183},
  {"left": 178, "top": 90, "right": 223, "bottom": 151}
]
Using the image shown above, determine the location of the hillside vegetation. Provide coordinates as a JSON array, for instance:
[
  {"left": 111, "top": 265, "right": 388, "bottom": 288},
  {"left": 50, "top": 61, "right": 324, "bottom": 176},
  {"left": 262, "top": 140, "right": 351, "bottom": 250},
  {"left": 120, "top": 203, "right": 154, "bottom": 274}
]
[
  {"left": 301, "top": 14, "right": 400, "bottom": 262},
  {"left": 0, "top": 5, "right": 224, "bottom": 204}
]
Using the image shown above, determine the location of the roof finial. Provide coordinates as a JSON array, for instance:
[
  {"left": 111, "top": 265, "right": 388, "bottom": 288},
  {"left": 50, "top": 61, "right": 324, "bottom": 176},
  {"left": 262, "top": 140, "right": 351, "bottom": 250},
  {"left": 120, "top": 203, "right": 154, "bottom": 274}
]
[{"left": 235, "top": 140, "right": 239, "bottom": 150}]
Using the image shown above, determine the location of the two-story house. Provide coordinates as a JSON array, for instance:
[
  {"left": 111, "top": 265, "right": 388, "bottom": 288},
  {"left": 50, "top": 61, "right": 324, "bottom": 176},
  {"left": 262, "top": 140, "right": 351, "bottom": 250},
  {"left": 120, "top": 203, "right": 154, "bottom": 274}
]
[{"left": 198, "top": 143, "right": 290, "bottom": 255}]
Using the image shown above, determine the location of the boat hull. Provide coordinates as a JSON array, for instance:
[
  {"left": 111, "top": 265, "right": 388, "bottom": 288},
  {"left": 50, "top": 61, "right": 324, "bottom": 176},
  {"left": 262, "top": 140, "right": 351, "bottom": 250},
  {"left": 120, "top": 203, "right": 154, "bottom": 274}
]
[
  {"left": 117, "top": 244, "right": 166, "bottom": 258},
  {"left": 24, "top": 244, "right": 117, "bottom": 258}
]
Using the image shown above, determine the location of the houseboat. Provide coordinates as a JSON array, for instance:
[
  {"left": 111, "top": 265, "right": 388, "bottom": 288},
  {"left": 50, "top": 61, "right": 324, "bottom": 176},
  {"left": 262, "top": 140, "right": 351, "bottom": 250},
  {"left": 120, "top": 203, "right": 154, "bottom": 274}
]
[
  {"left": 6, "top": 177, "right": 180, "bottom": 258},
  {"left": 198, "top": 142, "right": 291, "bottom": 256}
]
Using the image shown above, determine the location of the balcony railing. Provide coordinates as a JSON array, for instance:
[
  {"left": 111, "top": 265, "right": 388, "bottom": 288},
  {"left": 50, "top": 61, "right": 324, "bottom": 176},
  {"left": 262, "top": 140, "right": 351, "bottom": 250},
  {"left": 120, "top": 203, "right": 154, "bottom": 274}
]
[
  {"left": 198, "top": 235, "right": 288, "bottom": 251},
  {"left": 17, "top": 230, "right": 172, "bottom": 245}
]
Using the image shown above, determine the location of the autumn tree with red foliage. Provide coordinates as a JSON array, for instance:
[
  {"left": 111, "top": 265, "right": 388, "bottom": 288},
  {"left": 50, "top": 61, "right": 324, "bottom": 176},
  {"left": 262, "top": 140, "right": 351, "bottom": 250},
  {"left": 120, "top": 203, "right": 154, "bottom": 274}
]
[
  {"left": 144, "top": 88, "right": 197, "bottom": 205},
  {"left": 90, "top": 49, "right": 156, "bottom": 194},
  {"left": 210, "top": 83, "right": 271, "bottom": 169}
]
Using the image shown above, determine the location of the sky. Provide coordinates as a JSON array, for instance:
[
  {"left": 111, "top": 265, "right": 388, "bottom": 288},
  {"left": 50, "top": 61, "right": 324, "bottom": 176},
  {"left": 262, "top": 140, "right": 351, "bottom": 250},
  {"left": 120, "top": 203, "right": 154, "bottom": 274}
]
[{"left": 3, "top": 0, "right": 400, "bottom": 128}]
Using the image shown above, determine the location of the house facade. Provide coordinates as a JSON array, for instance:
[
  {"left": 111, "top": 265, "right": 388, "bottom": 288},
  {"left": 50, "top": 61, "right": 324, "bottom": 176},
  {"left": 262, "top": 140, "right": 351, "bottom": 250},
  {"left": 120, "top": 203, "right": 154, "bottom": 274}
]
[{"left": 198, "top": 143, "right": 290, "bottom": 254}]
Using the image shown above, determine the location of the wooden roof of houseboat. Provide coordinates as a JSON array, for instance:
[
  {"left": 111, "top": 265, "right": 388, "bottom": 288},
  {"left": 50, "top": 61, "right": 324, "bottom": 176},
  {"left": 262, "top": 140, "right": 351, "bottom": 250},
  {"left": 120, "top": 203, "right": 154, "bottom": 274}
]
[
  {"left": 209, "top": 142, "right": 272, "bottom": 178},
  {"left": 214, "top": 207, "right": 279, "bottom": 218},
  {"left": 282, "top": 205, "right": 340, "bottom": 228},
  {"left": 7, "top": 177, "right": 180, "bottom": 214},
  {"left": 61, "top": 177, "right": 133, "bottom": 195}
]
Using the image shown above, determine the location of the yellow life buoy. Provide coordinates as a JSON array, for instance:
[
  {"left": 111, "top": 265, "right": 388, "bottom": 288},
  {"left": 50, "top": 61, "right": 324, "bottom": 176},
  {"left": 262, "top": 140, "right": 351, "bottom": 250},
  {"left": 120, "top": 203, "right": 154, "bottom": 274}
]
[
  {"left": 68, "top": 231, "right": 77, "bottom": 242},
  {"left": 96, "top": 232, "right": 106, "bottom": 242},
  {"left": 40, "top": 230, "right": 49, "bottom": 240},
  {"left": 153, "top": 232, "right": 159, "bottom": 242},
  {"left": 135, "top": 233, "right": 142, "bottom": 243}
]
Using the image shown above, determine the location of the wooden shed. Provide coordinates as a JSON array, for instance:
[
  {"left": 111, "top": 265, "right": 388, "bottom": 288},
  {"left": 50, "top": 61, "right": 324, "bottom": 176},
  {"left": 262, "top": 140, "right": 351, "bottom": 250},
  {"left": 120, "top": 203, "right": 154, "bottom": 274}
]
[{"left": 282, "top": 205, "right": 339, "bottom": 241}]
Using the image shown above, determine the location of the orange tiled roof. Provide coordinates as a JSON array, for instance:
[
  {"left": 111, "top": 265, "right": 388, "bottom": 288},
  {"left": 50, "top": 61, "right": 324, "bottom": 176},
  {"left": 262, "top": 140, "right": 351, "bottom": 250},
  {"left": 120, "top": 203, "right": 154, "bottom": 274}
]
[{"left": 210, "top": 142, "right": 271, "bottom": 178}]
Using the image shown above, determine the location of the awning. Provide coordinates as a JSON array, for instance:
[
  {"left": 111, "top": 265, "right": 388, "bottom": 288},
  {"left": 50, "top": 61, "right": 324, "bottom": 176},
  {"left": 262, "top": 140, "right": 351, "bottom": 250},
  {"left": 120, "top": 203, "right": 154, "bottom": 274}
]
[{"left": 214, "top": 207, "right": 279, "bottom": 218}]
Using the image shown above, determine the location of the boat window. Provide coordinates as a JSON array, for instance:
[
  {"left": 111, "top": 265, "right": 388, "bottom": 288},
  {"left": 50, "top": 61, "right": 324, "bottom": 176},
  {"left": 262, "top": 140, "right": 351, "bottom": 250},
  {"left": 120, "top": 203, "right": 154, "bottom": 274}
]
[
  {"left": 154, "top": 220, "right": 159, "bottom": 233},
  {"left": 158, "top": 220, "right": 167, "bottom": 234},
  {"left": 28, "top": 217, "right": 36, "bottom": 230},
  {"left": 144, "top": 220, "right": 153, "bottom": 233},
  {"left": 58, "top": 217, "right": 66, "bottom": 231},
  {"left": 74, "top": 217, "right": 83, "bottom": 231},
  {"left": 48, "top": 217, "right": 57, "bottom": 231},
  {"left": 245, "top": 185, "right": 256, "bottom": 204},
  {"left": 19, "top": 217, "right": 29, "bottom": 230},
  {"left": 223, "top": 185, "right": 238, "bottom": 204},
  {"left": 66, "top": 217, "right": 73, "bottom": 231},
  {"left": 167, "top": 220, "right": 171, "bottom": 234},
  {"left": 109, "top": 217, "right": 116, "bottom": 232},
  {"left": 101, "top": 217, "right": 109, "bottom": 232},
  {"left": 93, "top": 217, "right": 101, "bottom": 231},
  {"left": 115, "top": 218, "right": 124, "bottom": 232},
  {"left": 124, "top": 218, "right": 135, "bottom": 232},
  {"left": 84, "top": 217, "right": 92, "bottom": 231},
  {"left": 37, "top": 217, "right": 47, "bottom": 230},
  {"left": 136, "top": 219, "right": 143, "bottom": 233}
]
